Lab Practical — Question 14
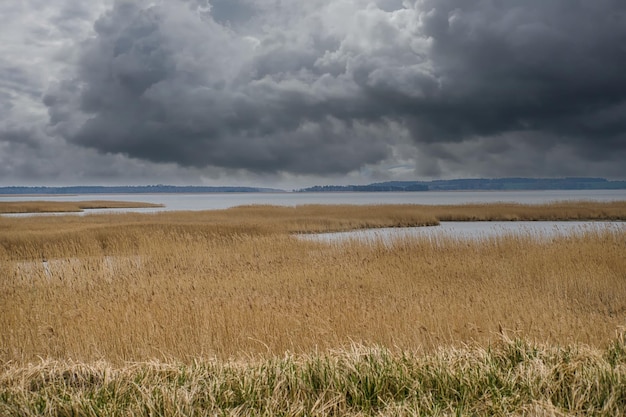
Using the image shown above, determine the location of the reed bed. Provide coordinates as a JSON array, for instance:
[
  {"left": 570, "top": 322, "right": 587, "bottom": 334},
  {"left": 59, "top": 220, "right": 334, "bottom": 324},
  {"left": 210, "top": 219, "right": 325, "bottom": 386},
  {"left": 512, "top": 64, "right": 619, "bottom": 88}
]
[
  {"left": 2, "top": 201, "right": 625, "bottom": 260},
  {"left": 1, "top": 202, "right": 626, "bottom": 414},
  {"left": 431, "top": 201, "right": 626, "bottom": 222},
  {"left": 2, "top": 230, "right": 625, "bottom": 362},
  {"left": 0, "top": 200, "right": 163, "bottom": 214},
  {"left": 1, "top": 204, "right": 625, "bottom": 362}
]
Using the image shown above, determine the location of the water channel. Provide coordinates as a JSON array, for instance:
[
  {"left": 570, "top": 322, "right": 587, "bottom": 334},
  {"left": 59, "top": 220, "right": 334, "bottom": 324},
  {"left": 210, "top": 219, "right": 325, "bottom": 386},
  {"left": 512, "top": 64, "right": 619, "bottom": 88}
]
[{"left": 3, "top": 190, "right": 625, "bottom": 241}]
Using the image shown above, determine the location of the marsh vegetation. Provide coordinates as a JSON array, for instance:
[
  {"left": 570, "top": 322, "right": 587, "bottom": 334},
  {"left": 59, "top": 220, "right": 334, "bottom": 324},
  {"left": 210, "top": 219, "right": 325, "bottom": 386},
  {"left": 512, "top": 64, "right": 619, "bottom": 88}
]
[
  {"left": 0, "top": 200, "right": 163, "bottom": 214},
  {"left": 1, "top": 202, "right": 626, "bottom": 415}
]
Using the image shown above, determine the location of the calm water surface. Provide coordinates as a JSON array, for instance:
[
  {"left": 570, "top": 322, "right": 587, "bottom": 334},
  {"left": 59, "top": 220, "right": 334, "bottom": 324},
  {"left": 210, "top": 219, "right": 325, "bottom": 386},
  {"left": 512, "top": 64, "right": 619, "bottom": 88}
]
[
  {"left": 299, "top": 221, "right": 626, "bottom": 244},
  {"left": 2, "top": 189, "right": 626, "bottom": 214}
]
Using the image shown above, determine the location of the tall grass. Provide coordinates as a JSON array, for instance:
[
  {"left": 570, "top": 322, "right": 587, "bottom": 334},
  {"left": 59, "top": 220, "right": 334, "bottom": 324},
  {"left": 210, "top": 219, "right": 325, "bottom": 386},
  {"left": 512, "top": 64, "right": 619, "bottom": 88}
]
[
  {"left": 1, "top": 204, "right": 625, "bottom": 362},
  {"left": 1, "top": 203, "right": 625, "bottom": 414},
  {"left": 429, "top": 201, "right": 626, "bottom": 221}
]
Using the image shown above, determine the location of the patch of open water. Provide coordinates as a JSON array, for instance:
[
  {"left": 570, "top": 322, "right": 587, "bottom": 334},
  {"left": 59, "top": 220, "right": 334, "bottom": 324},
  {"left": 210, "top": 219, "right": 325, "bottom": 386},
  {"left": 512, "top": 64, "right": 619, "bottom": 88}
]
[{"left": 298, "top": 221, "right": 626, "bottom": 244}]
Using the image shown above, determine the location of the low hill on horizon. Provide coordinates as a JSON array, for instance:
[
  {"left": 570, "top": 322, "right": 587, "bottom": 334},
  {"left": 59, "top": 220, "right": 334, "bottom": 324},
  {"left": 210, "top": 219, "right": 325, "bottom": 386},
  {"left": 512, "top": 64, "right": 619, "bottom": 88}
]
[{"left": 298, "top": 177, "right": 626, "bottom": 192}]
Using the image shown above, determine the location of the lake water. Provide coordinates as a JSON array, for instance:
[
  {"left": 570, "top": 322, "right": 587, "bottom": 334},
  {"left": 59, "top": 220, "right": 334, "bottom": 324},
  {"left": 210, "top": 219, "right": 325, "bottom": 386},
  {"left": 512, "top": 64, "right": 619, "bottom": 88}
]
[
  {"left": 298, "top": 221, "right": 626, "bottom": 244},
  {"left": 2, "top": 189, "right": 626, "bottom": 214},
  {"left": 3, "top": 190, "right": 624, "bottom": 241}
]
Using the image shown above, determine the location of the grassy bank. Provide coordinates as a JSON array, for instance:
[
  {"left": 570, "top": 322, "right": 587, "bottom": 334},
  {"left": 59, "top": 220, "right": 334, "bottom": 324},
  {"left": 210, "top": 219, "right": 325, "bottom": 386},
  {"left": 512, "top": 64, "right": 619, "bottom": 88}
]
[{"left": 2, "top": 335, "right": 626, "bottom": 416}]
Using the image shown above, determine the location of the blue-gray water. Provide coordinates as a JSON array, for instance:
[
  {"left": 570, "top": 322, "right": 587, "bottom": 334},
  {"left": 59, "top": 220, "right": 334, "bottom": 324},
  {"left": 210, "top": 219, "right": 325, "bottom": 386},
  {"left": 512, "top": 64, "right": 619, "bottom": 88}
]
[
  {"left": 299, "top": 221, "right": 626, "bottom": 244},
  {"left": 2, "top": 189, "right": 626, "bottom": 214}
]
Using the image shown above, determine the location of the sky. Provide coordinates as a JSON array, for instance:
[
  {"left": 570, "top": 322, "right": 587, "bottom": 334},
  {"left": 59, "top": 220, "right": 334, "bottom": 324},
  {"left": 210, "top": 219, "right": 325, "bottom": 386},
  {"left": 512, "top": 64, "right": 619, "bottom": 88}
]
[{"left": 1, "top": 0, "right": 625, "bottom": 188}]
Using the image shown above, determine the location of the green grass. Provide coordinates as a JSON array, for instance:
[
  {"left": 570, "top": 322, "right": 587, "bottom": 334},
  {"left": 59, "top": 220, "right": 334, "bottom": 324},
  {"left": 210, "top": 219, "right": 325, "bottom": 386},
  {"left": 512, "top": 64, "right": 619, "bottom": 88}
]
[{"left": 2, "top": 333, "right": 626, "bottom": 416}]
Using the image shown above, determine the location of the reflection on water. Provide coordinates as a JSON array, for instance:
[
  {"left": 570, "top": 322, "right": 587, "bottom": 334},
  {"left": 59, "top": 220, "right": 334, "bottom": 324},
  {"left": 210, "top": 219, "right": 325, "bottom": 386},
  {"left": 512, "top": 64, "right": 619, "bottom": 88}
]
[{"left": 298, "top": 221, "right": 626, "bottom": 244}]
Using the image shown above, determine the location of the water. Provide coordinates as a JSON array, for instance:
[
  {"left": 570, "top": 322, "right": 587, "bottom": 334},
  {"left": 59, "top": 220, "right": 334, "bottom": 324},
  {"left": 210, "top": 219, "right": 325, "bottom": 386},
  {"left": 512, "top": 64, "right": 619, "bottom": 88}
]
[
  {"left": 1, "top": 189, "right": 626, "bottom": 214},
  {"left": 298, "top": 221, "right": 626, "bottom": 244},
  {"left": 2, "top": 191, "right": 624, "bottom": 241}
]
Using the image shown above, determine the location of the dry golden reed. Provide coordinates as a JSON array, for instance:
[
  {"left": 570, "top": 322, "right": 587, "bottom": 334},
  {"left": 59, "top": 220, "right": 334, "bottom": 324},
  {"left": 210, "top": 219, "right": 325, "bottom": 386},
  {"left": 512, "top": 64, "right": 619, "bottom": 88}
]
[
  {"left": 0, "top": 200, "right": 162, "bottom": 214},
  {"left": 1, "top": 202, "right": 625, "bottom": 365}
]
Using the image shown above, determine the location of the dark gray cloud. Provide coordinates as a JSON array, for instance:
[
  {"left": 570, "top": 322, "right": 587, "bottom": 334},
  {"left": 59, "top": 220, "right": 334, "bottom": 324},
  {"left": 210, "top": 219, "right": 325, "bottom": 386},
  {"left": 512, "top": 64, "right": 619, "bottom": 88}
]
[
  {"left": 44, "top": 0, "right": 394, "bottom": 175},
  {"left": 208, "top": 0, "right": 258, "bottom": 25},
  {"left": 43, "top": 0, "right": 626, "bottom": 177},
  {"left": 395, "top": 0, "right": 626, "bottom": 155},
  {"left": 13, "top": 0, "right": 625, "bottom": 182}
]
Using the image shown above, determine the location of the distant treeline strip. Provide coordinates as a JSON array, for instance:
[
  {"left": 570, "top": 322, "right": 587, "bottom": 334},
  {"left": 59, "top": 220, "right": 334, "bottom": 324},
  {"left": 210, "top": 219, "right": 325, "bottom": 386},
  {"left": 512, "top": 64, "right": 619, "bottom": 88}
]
[
  {"left": 2, "top": 178, "right": 626, "bottom": 195},
  {"left": 299, "top": 177, "right": 626, "bottom": 192}
]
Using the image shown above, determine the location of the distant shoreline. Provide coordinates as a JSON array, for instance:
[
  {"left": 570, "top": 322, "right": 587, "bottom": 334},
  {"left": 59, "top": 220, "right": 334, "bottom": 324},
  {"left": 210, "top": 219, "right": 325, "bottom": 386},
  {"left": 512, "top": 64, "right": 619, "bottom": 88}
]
[{"left": 2, "top": 178, "right": 626, "bottom": 195}]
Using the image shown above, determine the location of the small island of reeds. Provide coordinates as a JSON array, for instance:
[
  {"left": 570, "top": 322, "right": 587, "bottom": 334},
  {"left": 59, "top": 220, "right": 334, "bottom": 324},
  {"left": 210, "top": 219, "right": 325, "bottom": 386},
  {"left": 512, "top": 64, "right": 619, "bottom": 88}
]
[{"left": 0, "top": 200, "right": 163, "bottom": 214}]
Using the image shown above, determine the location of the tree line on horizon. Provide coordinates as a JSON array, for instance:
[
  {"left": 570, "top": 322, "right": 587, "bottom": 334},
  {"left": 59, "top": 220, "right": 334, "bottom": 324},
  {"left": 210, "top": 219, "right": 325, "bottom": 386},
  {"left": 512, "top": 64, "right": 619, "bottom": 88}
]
[
  {"left": 1, "top": 177, "right": 626, "bottom": 194},
  {"left": 298, "top": 177, "right": 626, "bottom": 192}
]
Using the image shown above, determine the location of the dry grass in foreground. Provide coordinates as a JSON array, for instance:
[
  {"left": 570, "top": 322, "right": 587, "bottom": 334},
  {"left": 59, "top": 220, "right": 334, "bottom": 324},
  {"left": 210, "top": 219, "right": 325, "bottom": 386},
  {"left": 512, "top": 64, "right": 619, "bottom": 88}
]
[
  {"left": 0, "top": 200, "right": 163, "bottom": 214},
  {"left": 2, "top": 334, "right": 626, "bottom": 416}
]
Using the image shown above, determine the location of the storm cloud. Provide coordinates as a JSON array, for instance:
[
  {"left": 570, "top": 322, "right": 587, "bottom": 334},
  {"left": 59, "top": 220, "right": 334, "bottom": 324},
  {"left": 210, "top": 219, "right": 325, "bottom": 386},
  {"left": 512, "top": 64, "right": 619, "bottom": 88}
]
[
  {"left": 3, "top": 0, "right": 626, "bottom": 183},
  {"left": 44, "top": 0, "right": 395, "bottom": 175}
]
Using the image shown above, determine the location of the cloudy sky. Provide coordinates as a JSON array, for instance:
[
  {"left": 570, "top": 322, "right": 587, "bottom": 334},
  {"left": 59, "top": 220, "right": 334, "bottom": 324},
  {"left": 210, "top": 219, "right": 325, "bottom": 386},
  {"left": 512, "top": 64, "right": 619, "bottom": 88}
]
[{"left": 1, "top": 0, "right": 625, "bottom": 188}]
